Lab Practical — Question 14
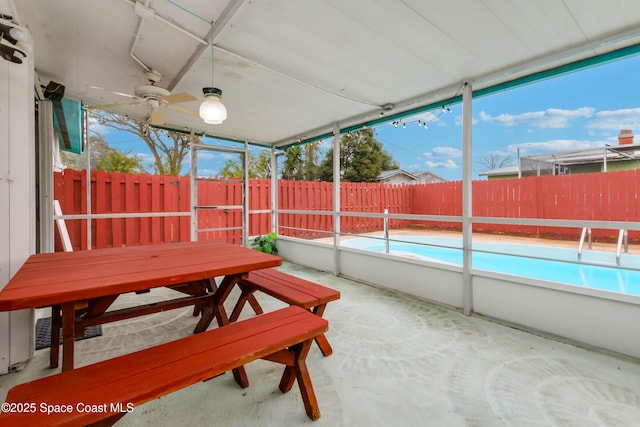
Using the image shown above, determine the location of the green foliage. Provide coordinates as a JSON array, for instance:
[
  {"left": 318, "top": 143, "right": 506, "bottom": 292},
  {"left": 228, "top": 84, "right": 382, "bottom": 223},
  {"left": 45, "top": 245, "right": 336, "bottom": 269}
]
[
  {"left": 218, "top": 158, "right": 243, "bottom": 178},
  {"left": 217, "top": 150, "right": 271, "bottom": 179},
  {"left": 282, "top": 145, "right": 303, "bottom": 180},
  {"left": 251, "top": 232, "right": 278, "bottom": 254},
  {"left": 319, "top": 128, "right": 396, "bottom": 182},
  {"left": 60, "top": 136, "right": 146, "bottom": 173},
  {"left": 89, "top": 110, "right": 198, "bottom": 175},
  {"left": 97, "top": 148, "right": 145, "bottom": 173}
]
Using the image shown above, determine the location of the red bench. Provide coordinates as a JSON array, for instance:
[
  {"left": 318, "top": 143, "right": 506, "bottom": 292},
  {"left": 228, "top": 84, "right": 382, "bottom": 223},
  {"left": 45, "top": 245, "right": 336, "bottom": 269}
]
[
  {"left": 0, "top": 306, "right": 327, "bottom": 426},
  {"left": 230, "top": 268, "right": 340, "bottom": 356}
]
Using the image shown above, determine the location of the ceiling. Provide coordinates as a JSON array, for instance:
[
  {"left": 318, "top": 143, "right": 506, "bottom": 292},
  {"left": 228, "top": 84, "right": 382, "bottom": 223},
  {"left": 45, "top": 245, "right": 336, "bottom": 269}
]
[{"left": 5, "top": 0, "right": 640, "bottom": 147}]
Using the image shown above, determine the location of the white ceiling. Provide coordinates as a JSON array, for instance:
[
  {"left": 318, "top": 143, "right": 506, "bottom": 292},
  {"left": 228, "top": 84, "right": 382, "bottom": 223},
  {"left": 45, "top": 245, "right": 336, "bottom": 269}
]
[{"left": 6, "top": 0, "right": 640, "bottom": 146}]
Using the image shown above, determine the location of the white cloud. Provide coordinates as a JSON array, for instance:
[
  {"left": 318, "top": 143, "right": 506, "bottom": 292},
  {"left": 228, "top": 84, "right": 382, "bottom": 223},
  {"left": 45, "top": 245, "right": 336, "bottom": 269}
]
[
  {"left": 136, "top": 152, "right": 154, "bottom": 163},
  {"left": 420, "top": 145, "right": 461, "bottom": 170},
  {"left": 197, "top": 169, "right": 219, "bottom": 177},
  {"left": 587, "top": 107, "right": 640, "bottom": 131},
  {"left": 87, "top": 114, "right": 111, "bottom": 135},
  {"left": 196, "top": 151, "right": 219, "bottom": 160},
  {"left": 426, "top": 159, "right": 458, "bottom": 169},
  {"left": 479, "top": 107, "right": 594, "bottom": 128},
  {"left": 433, "top": 146, "right": 462, "bottom": 158},
  {"left": 506, "top": 139, "right": 607, "bottom": 156},
  {"left": 455, "top": 116, "right": 478, "bottom": 126}
]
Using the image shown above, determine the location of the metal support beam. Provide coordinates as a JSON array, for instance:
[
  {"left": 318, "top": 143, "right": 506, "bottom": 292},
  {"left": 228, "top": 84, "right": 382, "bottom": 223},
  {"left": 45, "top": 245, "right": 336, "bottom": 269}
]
[
  {"left": 189, "top": 136, "right": 197, "bottom": 241},
  {"left": 242, "top": 141, "right": 249, "bottom": 247},
  {"left": 84, "top": 108, "right": 92, "bottom": 250},
  {"left": 168, "top": 0, "right": 248, "bottom": 92},
  {"left": 332, "top": 123, "right": 341, "bottom": 276},
  {"left": 271, "top": 147, "right": 278, "bottom": 234},
  {"left": 37, "top": 101, "right": 54, "bottom": 253},
  {"left": 461, "top": 81, "right": 473, "bottom": 315}
]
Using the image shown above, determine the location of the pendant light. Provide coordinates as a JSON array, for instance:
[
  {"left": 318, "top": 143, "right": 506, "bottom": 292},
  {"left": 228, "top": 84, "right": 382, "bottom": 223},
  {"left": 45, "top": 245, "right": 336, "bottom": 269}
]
[{"left": 199, "top": 38, "right": 226, "bottom": 124}]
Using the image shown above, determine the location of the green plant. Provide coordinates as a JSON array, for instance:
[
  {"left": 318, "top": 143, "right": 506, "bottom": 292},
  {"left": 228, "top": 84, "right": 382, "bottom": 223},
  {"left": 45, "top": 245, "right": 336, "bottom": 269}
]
[{"left": 251, "top": 232, "right": 278, "bottom": 254}]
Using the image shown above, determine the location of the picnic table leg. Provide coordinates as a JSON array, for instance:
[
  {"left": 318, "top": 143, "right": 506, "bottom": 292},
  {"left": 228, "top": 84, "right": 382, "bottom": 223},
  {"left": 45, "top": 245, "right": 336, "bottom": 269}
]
[
  {"left": 49, "top": 304, "right": 61, "bottom": 369},
  {"left": 61, "top": 301, "right": 76, "bottom": 372},
  {"left": 312, "top": 304, "right": 333, "bottom": 356},
  {"left": 213, "top": 274, "right": 250, "bottom": 387},
  {"left": 279, "top": 339, "right": 320, "bottom": 420},
  {"left": 229, "top": 285, "right": 264, "bottom": 322}
]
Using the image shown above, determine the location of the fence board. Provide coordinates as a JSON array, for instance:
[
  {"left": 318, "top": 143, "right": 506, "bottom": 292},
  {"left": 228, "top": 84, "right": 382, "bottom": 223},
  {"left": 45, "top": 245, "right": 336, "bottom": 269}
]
[{"left": 54, "top": 169, "right": 640, "bottom": 250}]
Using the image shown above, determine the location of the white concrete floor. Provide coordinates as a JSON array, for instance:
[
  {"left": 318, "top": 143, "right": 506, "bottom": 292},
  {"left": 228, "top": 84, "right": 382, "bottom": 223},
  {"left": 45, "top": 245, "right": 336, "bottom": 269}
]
[{"left": 2, "top": 261, "right": 640, "bottom": 426}]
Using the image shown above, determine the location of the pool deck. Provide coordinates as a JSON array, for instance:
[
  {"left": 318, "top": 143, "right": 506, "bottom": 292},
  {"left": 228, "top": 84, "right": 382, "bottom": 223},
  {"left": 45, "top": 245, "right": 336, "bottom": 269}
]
[
  {"left": 341, "top": 228, "right": 640, "bottom": 253},
  {"left": 1, "top": 261, "right": 639, "bottom": 426}
]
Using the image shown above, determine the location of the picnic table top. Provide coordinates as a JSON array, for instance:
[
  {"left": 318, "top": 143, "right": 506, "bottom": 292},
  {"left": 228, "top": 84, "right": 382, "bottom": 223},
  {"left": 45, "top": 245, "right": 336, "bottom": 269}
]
[{"left": 0, "top": 240, "right": 281, "bottom": 311}]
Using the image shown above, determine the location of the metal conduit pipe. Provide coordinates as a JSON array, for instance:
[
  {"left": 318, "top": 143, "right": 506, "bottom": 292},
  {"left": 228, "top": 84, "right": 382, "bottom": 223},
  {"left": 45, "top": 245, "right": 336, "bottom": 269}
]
[
  {"left": 120, "top": 0, "right": 208, "bottom": 50},
  {"left": 129, "top": 1, "right": 151, "bottom": 72}
]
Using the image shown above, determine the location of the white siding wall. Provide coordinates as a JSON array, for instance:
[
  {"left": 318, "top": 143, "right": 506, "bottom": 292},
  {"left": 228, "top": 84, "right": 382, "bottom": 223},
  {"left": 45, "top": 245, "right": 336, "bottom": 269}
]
[{"left": 0, "top": 12, "right": 35, "bottom": 373}]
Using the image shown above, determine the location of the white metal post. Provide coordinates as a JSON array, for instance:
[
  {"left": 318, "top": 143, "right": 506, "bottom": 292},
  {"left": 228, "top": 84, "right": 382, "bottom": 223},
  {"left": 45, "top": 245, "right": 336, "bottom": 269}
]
[
  {"left": 332, "top": 124, "right": 341, "bottom": 276},
  {"left": 38, "top": 101, "right": 54, "bottom": 253},
  {"left": 462, "top": 81, "right": 473, "bottom": 315},
  {"left": 271, "top": 147, "right": 278, "bottom": 234},
  {"left": 189, "top": 139, "right": 197, "bottom": 241},
  {"left": 242, "top": 141, "right": 249, "bottom": 247},
  {"left": 84, "top": 108, "right": 92, "bottom": 250}
]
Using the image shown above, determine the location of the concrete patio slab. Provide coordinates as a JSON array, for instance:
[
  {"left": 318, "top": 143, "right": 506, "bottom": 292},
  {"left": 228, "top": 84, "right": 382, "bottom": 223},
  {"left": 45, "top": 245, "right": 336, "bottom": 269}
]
[{"left": 1, "top": 261, "right": 639, "bottom": 426}]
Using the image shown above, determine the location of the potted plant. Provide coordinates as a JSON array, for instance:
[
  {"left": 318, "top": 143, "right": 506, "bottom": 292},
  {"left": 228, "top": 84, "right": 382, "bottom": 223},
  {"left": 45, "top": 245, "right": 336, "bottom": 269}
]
[{"left": 251, "top": 232, "right": 278, "bottom": 254}]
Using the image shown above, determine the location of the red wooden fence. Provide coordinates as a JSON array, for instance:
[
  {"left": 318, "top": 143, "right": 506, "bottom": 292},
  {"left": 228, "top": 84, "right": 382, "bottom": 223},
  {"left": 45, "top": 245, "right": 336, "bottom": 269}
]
[{"left": 54, "top": 169, "right": 640, "bottom": 251}]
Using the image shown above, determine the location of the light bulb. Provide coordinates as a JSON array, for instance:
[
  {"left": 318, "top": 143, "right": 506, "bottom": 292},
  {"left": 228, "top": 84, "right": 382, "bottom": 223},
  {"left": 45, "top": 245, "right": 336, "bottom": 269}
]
[{"left": 199, "top": 88, "right": 227, "bottom": 124}]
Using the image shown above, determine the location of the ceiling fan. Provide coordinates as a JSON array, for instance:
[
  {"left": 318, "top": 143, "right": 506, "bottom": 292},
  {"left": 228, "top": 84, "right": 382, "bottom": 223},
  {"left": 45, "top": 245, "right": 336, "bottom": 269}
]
[{"left": 88, "top": 69, "right": 198, "bottom": 125}]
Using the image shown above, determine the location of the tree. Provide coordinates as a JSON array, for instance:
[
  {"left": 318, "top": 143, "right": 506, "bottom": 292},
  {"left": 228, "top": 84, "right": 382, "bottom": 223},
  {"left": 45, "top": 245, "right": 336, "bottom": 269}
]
[
  {"left": 480, "top": 153, "right": 514, "bottom": 172},
  {"left": 60, "top": 135, "right": 145, "bottom": 173},
  {"left": 381, "top": 150, "right": 400, "bottom": 171},
  {"left": 89, "top": 110, "right": 200, "bottom": 175},
  {"left": 282, "top": 146, "right": 303, "bottom": 180},
  {"left": 302, "top": 142, "right": 322, "bottom": 181},
  {"left": 217, "top": 150, "right": 271, "bottom": 179},
  {"left": 319, "top": 128, "right": 398, "bottom": 182},
  {"left": 97, "top": 148, "right": 145, "bottom": 173}
]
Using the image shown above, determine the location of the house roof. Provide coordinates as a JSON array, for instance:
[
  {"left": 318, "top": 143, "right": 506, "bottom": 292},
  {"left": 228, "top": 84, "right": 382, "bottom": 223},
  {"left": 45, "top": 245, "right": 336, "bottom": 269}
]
[
  {"left": 479, "top": 166, "right": 519, "bottom": 177},
  {"left": 521, "top": 143, "right": 640, "bottom": 166},
  {"left": 413, "top": 171, "right": 446, "bottom": 182},
  {"left": 377, "top": 169, "right": 419, "bottom": 181},
  {"left": 6, "top": 1, "right": 640, "bottom": 147},
  {"left": 481, "top": 143, "right": 640, "bottom": 177}
]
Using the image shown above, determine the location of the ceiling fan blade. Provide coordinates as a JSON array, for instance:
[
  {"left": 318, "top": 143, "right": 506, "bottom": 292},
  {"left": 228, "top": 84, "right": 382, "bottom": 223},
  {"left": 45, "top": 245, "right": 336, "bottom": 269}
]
[
  {"left": 150, "top": 108, "right": 166, "bottom": 125},
  {"left": 160, "top": 92, "right": 198, "bottom": 105},
  {"left": 87, "top": 85, "right": 138, "bottom": 99},
  {"left": 85, "top": 100, "right": 143, "bottom": 110},
  {"left": 169, "top": 105, "right": 200, "bottom": 118}
]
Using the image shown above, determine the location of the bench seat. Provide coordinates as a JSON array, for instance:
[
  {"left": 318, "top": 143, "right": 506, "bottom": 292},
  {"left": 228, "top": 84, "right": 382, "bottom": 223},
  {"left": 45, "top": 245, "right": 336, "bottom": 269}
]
[
  {"left": 231, "top": 268, "right": 340, "bottom": 356},
  {"left": 0, "top": 306, "right": 328, "bottom": 426}
]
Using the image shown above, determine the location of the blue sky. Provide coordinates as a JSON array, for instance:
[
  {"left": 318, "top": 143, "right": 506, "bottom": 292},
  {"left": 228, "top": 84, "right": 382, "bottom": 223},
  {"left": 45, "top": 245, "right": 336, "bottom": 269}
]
[
  {"left": 376, "top": 54, "right": 640, "bottom": 180},
  {"left": 98, "top": 54, "right": 640, "bottom": 181}
]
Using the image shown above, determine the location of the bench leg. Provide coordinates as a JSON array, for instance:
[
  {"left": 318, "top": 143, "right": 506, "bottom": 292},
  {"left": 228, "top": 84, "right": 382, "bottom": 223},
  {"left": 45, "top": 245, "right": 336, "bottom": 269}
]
[
  {"left": 312, "top": 305, "right": 333, "bottom": 357},
  {"left": 279, "top": 340, "right": 320, "bottom": 420},
  {"left": 314, "top": 334, "right": 333, "bottom": 357}
]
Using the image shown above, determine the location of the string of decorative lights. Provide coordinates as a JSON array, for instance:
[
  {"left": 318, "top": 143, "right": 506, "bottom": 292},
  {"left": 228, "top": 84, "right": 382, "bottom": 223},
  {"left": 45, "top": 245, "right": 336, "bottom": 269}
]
[{"left": 391, "top": 105, "right": 452, "bottom": 129}]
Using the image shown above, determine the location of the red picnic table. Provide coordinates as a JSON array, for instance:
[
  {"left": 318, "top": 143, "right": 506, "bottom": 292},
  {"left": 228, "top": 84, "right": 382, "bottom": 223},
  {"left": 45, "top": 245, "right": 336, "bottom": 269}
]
[{"left": 0, "top": 240, "right": 281, "bottom": 371}]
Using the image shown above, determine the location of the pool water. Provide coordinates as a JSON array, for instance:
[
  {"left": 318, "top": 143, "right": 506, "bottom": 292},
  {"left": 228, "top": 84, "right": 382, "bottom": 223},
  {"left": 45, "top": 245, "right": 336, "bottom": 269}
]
[{"left": 342, "top": 236, "right": 640, "bottom": 296}]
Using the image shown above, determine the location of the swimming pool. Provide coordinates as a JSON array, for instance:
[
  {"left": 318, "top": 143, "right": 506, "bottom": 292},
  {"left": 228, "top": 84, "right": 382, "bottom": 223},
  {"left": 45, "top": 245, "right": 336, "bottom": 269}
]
[{"left": 341, "top": 236, "right": 640, "bottom": 296}]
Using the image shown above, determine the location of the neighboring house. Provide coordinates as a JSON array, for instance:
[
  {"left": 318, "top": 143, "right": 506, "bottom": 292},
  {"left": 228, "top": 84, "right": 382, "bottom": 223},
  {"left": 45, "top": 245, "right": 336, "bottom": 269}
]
[
  {"left": 480, "top": 129, "right": 640, "bottom": 180},
  {"left": 413, "top": 171, "right": 446, "bottom": 184},
  {"left": 479, "top": 166, "right": 519, "bottom": 180},
  {"left": 377, "top": 169, "right": 446, "bottom": 184}
]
